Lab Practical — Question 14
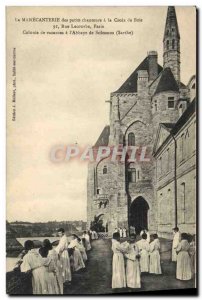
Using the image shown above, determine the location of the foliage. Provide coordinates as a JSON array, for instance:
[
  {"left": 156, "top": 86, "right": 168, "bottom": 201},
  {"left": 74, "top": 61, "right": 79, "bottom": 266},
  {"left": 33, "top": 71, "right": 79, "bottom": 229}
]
[{"left": 90, "top": 214, "right": 105, "bottom": 232}]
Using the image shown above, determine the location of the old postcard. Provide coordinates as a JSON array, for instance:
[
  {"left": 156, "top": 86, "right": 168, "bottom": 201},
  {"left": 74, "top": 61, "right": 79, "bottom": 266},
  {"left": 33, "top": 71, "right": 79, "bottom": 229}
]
[{"left": 6, "top": 6, "right": 197, "bottom": 295}]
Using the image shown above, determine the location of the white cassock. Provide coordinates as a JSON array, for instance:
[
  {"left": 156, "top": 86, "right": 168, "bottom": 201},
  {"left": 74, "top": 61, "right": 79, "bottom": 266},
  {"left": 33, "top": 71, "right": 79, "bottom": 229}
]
[
  {"left": 82, "top": 234, "right": 91, "bottom": 251},
  {"left": 119, "top": 229, "right": 123, "bottom": 238},
  {"left": 149, "top": 239, "right": 162, "bottom": 274},
  {"left": 111, "top": 240, "right": 126, "bottom": 289},
  {"left": 146, "top": 231, "right": 150, "bottom": 243},
  {"left": 77, "top": 241, "right": 88, "bottom": 262},
  {"left": 140, "top": 230, "right": 150, "bottom": 243},
  {"left": 94, "top": 231, "right": 98, "bottom": 239},
  {"left": 176, "top": 240, "right": 192, "bottom": 280},
  {"left": 42, "top": 249, "right": 61, "bottom": 295},
  {"left": 55, "top": 235, "right": 71, "bottom": 282},
  {"left": 125, "top": 243, "right": 141, "bottom": 288},
  {"left": 123, "top": 228, "right": 127, "bottom": 238},
  {"left": 136, "top": 239, "right": 150, "bottom": 272},
  {"left": 21, "top": 249, "right": 49, "bottom": 294},
  {"left": 172, "top": 232, "right": 181, "bottom": 262},
  {"left": 68, "top": 239, "right": 85, "bottom": 272}
]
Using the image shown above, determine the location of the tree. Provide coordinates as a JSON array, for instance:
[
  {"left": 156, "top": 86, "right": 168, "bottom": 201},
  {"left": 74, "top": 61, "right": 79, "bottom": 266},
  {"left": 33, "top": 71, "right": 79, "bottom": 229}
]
[{"left": 90, "top": 214, "right": 105, "bottom": 232}]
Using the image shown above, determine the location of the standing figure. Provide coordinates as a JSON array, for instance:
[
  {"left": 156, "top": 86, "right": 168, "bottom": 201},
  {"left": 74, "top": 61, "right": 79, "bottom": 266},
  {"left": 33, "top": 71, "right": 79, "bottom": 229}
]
[
  {"left": 172, "top": 227, "right": 181, "bottom": 262},
  {"left": 189, "top": 234, "right": 196, "bottom": 276},
  {"left": 124, "top": 234, "right": 141, "bottom": 289},
  {"left": 77, "top": 237, "right": 88, "bottom": 262},
  {"left": 149, "top": 234, "right": 162, "bottom": 275},
  {"left": 39, "top": 239, "right": 62, "bottom": 294},
  {"left": 119, "top": 228, "right": 123, "bottom": 238},
  {"left": 55, "top": 228, "right": 71, "bottom": 283},
  {"left": 20, "top": 240, "right": 49, "bottom": 295},
  {"left": 68, "top": 234, "right": 85, "bottom": 272},
  {"left": 140, "top": 229, "right": 150, "bottom": 243},
  {"left": 176, "top": 233, "right": 192, "bottom": 280},
  {"left": 111, "top": 232, "right": 126, "bottom": 289},
  {"left": 82, "top": 231, "right": 91, "bottom": 251},
  {"left": 94, "top": 231, "right": 98, "bottom": 239},
  {"left": 136, "top": 233, "right": 150, "bottom": 273},
  {"left": 91, "top": 231, "right": 95, "bottom": 240},
  {"left": 123, "top": 227, "right": 127, "bottom": 238}
]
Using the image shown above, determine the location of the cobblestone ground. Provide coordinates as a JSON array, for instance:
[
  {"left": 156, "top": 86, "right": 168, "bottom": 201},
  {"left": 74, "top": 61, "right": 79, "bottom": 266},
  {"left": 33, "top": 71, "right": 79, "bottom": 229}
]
[{"left": 64, "top": 239, "right": 196, "bottom": 295}]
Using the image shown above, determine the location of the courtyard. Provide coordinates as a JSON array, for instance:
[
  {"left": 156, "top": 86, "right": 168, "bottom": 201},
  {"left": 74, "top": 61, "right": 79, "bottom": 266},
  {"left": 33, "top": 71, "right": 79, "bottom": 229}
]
[{"left": 64, "top": 238, "right": 196, "bottom": 295}]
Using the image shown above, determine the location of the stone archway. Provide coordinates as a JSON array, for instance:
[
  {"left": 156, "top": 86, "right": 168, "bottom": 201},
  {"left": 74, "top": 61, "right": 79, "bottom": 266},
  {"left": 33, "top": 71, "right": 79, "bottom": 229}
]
[{"left": 129, "top": 196, "right": 149, "bottom": 234}]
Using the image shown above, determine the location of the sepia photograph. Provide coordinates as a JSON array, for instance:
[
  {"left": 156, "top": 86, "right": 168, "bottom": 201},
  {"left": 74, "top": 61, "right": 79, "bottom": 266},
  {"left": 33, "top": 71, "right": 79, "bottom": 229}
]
[{"left": 6, "top": 6, "right": 197, "bottom": 295}]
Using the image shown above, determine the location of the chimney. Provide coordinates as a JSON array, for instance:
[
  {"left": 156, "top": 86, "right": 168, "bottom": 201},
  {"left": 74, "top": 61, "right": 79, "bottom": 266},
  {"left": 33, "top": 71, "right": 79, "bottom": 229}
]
[
  {"left": 148, "top": 51, "right": 158, "bottom": 82},
  {"left": 137, "top": 70, "right": 148, "bottom": 93}
]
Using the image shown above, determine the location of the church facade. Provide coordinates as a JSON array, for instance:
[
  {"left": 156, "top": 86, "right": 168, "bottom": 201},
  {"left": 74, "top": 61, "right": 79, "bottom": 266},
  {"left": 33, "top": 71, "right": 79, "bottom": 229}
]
[{"left": 87, "top": 7, "right": 196, "bottom": 238}]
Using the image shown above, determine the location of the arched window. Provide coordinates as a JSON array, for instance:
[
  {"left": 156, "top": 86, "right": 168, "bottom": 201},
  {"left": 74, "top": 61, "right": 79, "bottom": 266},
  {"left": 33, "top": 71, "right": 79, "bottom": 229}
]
[
  {"left": 179, "top": 104, "right": 183, "bottom": 117},
  {"left": 128, "top": 168, "right": 136, "bottom": 183},
  {"left": 159, "top": 157, "right": 162, "bottom": 176},
  {"left": 103, "top": 165, "right": 107, "bottom": 174},
  {"left": 128, "top": 132, "right": 135, "bottom": 146},
  {"left": 172, "top": 39, "right": 175, "bottom": 49},
  {"left": 166, "top": 40, "right": 169, "bottom": 50},
  {"left": 179, "top": 183, "right": 186, "bottom": 224}
]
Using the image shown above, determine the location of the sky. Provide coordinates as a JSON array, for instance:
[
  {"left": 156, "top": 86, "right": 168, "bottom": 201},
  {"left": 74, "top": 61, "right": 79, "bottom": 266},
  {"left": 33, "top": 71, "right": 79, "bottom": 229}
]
[{"left": 6, "top": 6, "right": 196, "bottom": 222}]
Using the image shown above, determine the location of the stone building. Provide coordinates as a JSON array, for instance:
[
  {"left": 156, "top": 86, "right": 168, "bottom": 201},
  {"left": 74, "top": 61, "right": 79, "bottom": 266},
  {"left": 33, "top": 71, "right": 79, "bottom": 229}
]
[{"left": 87, "top": 6, "right": 196, "bottom": 237}]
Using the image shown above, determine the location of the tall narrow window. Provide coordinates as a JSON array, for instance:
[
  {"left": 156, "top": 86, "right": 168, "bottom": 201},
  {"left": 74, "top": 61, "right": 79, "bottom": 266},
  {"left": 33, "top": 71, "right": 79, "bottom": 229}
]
[
  {"left": 103, "top": 166, "right": 107, "bottom": 174},
  {"left": 128, "top": 132, "right": 135, "bottom": 146},
  {"left": 172, "top": 39, "right": 175, "bottom": 49},
  {"left": 179, "top": 104, "right": 183, "bottom": 117},
  {"left": 180, "top": 183, "right": 186, "bottom": 223},
  {"left": 180, "top": 134, "right": 185, "bottom": 162},
  {"left": 168, "top": 97, "right": 175, "bottom": 108},
  {"left": 159, "top": 157, "right": 162, "bottom": 176},
  {"left": 166, "top": 40, "right": 169, "bottom": 50},
  {"left": 166, "top": 149, "right": 169, "bottom": 173},
  {"left": 128, "top": 168, "right": 136, "bottom": 183}
]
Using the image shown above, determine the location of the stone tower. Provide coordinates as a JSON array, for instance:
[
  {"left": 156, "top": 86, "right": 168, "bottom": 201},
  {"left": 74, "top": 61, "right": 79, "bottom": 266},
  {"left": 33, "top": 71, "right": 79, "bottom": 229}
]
[{"left": 163, "top": 6, "right": 180, "bottom": 84}]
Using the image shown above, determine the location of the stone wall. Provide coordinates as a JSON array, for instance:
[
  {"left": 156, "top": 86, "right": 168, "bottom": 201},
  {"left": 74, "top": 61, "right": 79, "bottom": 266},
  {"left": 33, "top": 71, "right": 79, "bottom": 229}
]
[{"left": 155, "top": 113, "right": 196, "bottom": 238}]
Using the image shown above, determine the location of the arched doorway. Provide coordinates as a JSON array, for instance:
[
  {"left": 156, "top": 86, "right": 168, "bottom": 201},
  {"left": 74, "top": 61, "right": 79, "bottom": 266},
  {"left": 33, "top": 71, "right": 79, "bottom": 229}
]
[{"left": 129, "top": 196, "right": 149, "bottom": 234}]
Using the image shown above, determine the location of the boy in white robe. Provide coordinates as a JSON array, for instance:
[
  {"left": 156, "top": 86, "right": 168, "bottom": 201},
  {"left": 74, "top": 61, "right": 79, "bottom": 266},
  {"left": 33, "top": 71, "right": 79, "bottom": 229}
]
[
  {"left": 124, "top": 234, "right": 141, "bottom": 288},
  {"left": 55, "top": 228, "right": 71, "bottom": 283},
  {"left": 136, "top": 233, "right": 150, "bottom": 273},
  {"left": 77, "top": 237, "right": 88, "bottom": 262},
  {"left": 119, "top": 228, "right": 123, "bottom": 238},
  {"left": 189, "top": 234, "right": 196, "bottom": 276},
  {"left": 172, "top": 227, "right": 181, "bottom": 262},
  {"left": 39, "top": 239, "right": 62, "bottom": 294},
  {"left": 176, "top": 233, "right": 192, "bottom": 281},
  {"left": 123, "top": 227, "right": 127, "bottom": 238},
  {"left": 68, "top": 234, "right": 85, "bottom": 272},
  {"left": 111, "top": 232, "right": 127, "bottom": 289},
  {"left": 21, "top": 240, "right": 49, "bottom": 295},
  {"left": 82, "top": 231, "right": 91, "bottom": 251},
  {"left": 149, "top": 234, "right": 162, "bottom": 274}
]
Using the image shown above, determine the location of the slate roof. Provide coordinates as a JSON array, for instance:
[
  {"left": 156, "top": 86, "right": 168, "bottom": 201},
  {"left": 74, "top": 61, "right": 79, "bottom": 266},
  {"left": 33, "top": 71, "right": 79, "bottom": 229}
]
[
  {"left": 171, "top": 98, "right": 196, "bottom": 135},
  {"left": 163, "top": 6, "right": 180, "bottom": 40},
  {"left": 94, "top": 125, "right": 110, "bottom": 147},
  {"left": 114, "top": 57, "right": 163, "bottom": 93},
  {"left": 154, "top": 67, "right": 179, "bottom": 95},
  {"left": 153, "top": 99, "right": 196, "bottom": 155},
  {"left": 160, "top": 123, "right": 175, "bottom": 131}
]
